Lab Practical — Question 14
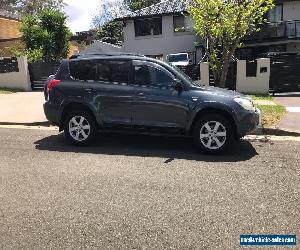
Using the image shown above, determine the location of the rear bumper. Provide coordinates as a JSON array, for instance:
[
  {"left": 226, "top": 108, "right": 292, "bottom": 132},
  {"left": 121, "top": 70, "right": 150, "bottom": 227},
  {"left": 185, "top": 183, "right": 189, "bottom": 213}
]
[
  {"left": 237, "top": 108, "right": 261, "bottom": 138},
  {"left": 43, "top": 102, "right": 59, "bottom": 125}
]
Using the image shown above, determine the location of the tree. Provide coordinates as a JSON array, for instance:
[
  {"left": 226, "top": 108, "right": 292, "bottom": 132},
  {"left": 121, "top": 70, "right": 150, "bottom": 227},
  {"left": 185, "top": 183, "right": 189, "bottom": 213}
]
[
  {"left": 92, "top": 0, "right": 161, "bottom": 46},
  {"left": 96, "top": 21, "right": 124, "bottom": 46},
  {"left": 127, "top": 0, "right": 161, "bottom": 11},
  {"left": 20, "top": 9, "right": 71, "bottom": 62},
  {"left": 17, "top": 0, "right": 64, "bottom": 15},
  {"left": 0, "top": 0, "right": 18, "bottom": 12},
  {"left": 0, "top": 0, "right": 64, "bottom": 15},
  {"left": 188, "top": 0, "right": 274, "bottom": 87},
  {"left": 93, "top": 0, "right": 127, "bottom": 46}
]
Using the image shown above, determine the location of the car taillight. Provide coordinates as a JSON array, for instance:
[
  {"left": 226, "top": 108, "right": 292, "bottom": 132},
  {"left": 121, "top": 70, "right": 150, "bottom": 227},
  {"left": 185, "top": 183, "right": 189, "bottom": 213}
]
[{"left": 47, "top": 79, "right": 60, "bottom": 92}]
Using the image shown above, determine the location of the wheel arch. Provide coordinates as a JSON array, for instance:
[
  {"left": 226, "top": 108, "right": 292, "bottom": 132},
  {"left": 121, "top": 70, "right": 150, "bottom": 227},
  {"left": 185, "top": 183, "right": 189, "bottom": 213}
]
[
  {"left": 59, "top": 102, "right": 99, "bottom": 131},
  {"left": 189, "top": 107, "right": 238, "bottom": 138}
]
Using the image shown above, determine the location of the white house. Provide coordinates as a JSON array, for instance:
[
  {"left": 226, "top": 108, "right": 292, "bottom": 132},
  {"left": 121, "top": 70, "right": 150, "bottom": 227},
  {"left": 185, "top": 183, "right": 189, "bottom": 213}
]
[
  {"left": 115, "top": 0, "right": 203, "bottom": 63},
  {"left": 238, "top": 0, "right": 300, "bottom": 59},
  {"left": 116, "top": 0, "right": 300, "bottom": 61}
]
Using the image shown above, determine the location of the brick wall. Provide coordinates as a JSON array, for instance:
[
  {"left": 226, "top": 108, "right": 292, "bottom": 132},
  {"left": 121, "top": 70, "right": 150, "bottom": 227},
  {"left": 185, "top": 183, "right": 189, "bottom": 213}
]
[
  {"left": 0, "top": 39, "right": 24, "bottom": 57},
  {"left": 0, "top": 17, "right": 22, "bottom": 40}
]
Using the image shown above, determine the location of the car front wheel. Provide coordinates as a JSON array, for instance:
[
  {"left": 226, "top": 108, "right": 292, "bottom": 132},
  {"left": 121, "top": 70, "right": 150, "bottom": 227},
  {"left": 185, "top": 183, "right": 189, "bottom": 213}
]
[
  {"left": 193, "top": 114, "right": 233, "bottom": 153},
  {"left": 64, "top": 111, "right": 97, "bottom": 146}
]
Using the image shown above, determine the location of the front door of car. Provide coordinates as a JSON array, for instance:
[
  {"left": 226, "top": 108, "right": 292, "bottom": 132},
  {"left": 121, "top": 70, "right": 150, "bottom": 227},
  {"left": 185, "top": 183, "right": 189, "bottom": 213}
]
[
  {"left": 77, "top": 59, "right": 135, "bottom": 126},
  {"left": 131, "top": 60, "right": 189, "bottom": 130}
]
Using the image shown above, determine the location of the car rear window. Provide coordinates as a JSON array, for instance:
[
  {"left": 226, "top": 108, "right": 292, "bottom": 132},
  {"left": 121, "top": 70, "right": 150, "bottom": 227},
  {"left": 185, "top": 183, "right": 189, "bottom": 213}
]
[
  {"left": 66, "top": 59, "right": 130, "bottom": 83},
  {"left": 69, "top": 60, "right": 96, "bottom": 81}
]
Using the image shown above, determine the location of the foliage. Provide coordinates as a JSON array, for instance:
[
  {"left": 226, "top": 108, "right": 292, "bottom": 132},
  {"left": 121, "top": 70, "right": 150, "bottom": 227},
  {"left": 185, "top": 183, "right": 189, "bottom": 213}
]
[
  {"left": 92, "top": 0, "right": 161, "bottom": 46},
  {"left": 20, "top": 9, "right": 71, "bottom": 62},
  {"left": 95, "top": 21, "right": 124, "bottom": 46},
  {"left": 0, "top": 87, "right": 23, "bottom": 94},
  {"left": 250, "top": 94, "right": 273, "bottom": 101},
  {"left": 0, "top": 0, "right": 64, "bottom": 15},
  {"left": 19, "top": 0, "right": 64, "bottom": 15},
  {"left": 0, "top": 0, "right": 18, "bottom": 12},
  {"left": 92, "top": 0, "right": 126, "bottom": 46},
  {"left": 128, "top": 0, "right": 161, "bottom": 11},
  {"left": 256, "top": 104, "right": 286, "bottom": 128},
  {"left": 188, "top": 0, "right": 274, "bottom": 87}
]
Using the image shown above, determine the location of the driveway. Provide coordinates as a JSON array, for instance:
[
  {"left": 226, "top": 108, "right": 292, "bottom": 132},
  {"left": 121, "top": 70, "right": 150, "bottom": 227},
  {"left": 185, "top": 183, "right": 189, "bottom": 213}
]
[
  {"left": 275, "top": 93, "right": 300, "bottom": 133},
  {"left": 0, "top": 128, "right": 299, "bottom": 249},
  {"left": 0, "top": 92, "right": 47, "bottom": 124}
]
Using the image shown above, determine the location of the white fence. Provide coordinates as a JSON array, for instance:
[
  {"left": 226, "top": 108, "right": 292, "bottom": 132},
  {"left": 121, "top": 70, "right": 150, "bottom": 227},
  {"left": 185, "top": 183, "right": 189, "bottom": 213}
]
[
  {"left": 0, "top": 56, "right": 31, "bottom": 91},
  {"left": 198, "top": 58, "right": 270, "bottom": 94}
]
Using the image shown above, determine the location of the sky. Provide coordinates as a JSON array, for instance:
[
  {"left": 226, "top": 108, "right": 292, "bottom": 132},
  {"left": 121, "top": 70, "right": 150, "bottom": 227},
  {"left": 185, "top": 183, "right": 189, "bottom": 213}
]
[{"left": 64, "top": 0, "right": 102, "bottom": 33}]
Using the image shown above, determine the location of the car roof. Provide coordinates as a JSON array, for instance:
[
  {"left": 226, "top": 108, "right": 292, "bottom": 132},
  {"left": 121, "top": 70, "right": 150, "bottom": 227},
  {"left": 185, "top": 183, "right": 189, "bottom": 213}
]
[
  {"left": 69, "top": 52, "right": 146, "bottom": 59},
  {"left": 67, "top": 54, "right": 161, "bottom": 64}
]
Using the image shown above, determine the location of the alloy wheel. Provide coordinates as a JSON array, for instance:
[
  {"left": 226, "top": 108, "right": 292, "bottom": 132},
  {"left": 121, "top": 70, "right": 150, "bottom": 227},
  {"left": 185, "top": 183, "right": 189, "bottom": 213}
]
[
  {"left": 199, "top": 121, "right": 227, "bottom": 150},
  {"left": 68, "top": 116, "right": 91, "bottom": 142}
]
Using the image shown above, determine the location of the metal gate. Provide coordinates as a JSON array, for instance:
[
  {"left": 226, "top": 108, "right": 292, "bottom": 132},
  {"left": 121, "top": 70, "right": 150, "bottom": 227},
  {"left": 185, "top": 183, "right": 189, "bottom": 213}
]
[
  {"left": 267, "top": 53, "right": 300, "bottom": 93},
  {"left": 28, "top": 62, "right": 60, "bottom": 91}
]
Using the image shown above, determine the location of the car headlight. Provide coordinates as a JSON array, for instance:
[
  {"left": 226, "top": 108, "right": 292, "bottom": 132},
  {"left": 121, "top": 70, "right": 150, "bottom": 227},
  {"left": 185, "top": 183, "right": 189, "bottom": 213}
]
[{"left": 234, "top": 97, "right": 255, "bottom": 111}]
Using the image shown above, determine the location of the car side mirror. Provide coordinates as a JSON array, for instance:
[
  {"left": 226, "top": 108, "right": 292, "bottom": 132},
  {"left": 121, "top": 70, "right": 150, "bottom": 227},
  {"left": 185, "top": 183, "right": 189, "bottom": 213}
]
[{"left": 173, "top": 79, "right": 183, "bottom": 92}]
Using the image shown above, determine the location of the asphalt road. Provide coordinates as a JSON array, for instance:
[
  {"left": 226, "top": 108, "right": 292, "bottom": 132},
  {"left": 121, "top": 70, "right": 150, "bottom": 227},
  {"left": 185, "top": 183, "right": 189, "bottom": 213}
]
[{"left": 0, "top": 128, "right": 299, "bottom": 249}]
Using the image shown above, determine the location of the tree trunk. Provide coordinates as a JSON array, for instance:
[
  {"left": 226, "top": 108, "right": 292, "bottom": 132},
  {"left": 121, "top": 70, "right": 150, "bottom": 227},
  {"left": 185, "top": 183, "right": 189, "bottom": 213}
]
[
  {"left": 219, "top": 55, "right": 230, "bottom": 88},
  {"left": 219, "top": 45, "right": 238, "bottom": 88}
]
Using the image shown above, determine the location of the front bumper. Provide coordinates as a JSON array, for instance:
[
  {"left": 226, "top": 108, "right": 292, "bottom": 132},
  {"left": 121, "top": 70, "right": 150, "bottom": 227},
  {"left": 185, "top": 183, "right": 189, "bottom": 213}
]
[{"left": 237, "top": 108, "right": 261, "bottom": 138}]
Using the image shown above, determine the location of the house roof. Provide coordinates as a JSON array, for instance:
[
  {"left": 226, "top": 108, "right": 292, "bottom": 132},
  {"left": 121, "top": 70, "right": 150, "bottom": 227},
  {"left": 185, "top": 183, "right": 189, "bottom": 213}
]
[
  {"left": 116, "top": 0, "right": 187, "bottom": 20},
  {"left": 0, "top": 10, "right": 20, "bottom": 21}
]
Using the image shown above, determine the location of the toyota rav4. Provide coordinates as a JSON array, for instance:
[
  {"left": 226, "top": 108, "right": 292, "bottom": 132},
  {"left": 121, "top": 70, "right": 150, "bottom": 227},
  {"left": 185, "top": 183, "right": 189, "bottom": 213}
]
[{"left": 43, "top": 53, "right": 260, "bottom": 153}]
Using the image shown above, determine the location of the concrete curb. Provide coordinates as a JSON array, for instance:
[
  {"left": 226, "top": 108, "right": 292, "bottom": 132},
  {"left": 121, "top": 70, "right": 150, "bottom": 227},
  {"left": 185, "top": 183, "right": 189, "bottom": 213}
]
[{"left": 0, "top": 121, "right": 51, "bottom": 127}]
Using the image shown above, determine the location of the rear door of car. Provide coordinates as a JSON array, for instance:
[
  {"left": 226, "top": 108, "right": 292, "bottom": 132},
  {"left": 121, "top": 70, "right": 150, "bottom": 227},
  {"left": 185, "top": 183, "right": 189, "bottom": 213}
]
[{"left": 81, "top": 59, "right": 135, "bottom": 126}]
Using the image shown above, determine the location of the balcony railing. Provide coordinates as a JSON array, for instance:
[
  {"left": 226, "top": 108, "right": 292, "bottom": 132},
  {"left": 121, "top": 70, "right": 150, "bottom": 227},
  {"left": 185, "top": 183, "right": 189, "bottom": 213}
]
[{"left": 244, "top": 20, "right": 300, "bottom": 42}]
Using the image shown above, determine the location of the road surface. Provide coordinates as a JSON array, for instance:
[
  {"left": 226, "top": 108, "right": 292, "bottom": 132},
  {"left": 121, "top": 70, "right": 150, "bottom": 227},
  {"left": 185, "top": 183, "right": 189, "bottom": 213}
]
[{"left": 0, "top": 128, "right": 299, "bottom": 249}]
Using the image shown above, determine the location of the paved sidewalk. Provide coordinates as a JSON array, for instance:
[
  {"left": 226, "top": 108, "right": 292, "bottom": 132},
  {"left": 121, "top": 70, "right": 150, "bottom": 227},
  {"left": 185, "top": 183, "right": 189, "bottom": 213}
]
[
  {"left": 274, "top": 93, "right": 300, "bottom": 133},
  {"left": 0, "top": 92, "right": 47, "bottom": 124}
]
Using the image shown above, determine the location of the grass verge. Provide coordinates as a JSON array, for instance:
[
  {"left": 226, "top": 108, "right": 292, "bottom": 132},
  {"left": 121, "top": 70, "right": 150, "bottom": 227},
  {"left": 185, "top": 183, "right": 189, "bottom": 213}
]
[
  {"left": 0, "top": 87, "right": 22, "bottom": 94},
  {"left": 249, "top": 94, "right": 273, "bottom": 101},
  {"left": 256, "top": 104, "right": 287, "bottom": 128}
]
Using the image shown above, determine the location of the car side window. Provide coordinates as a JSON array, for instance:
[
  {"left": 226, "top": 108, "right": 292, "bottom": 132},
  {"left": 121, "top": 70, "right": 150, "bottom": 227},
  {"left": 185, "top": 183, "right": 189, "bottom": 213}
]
[
  {"left": 69, "top": 60, "right": 96, "bottom": 81},
  {"left": 109, "top": 60, "right": 130, "bottom": 84},
  {"left": 96, "top": 60, "right": 130, "bottom": 84},
  {"left": 97, "top": 61, "right": 110, "bottom": 82},
  {"left": 133, "top": 60, "right": 174, "bottom": 87}
]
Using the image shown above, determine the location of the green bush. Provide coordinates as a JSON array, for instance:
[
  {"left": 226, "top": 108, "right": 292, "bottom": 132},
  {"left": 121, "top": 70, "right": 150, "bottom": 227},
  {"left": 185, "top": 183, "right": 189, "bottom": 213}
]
[{"left": 20, "top": 9, "right": 71, "bottom": 62}]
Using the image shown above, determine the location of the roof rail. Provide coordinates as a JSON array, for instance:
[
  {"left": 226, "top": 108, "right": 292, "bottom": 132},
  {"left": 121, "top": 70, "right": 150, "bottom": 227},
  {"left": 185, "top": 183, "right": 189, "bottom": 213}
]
[{"left": 69, "top": 52, "right": 146, "bottom": 59}]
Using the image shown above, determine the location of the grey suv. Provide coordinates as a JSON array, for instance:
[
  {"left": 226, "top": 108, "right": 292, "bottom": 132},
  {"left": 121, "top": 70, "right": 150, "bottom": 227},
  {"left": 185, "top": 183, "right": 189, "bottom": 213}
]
[{"left": 44, "top": 53, "right": 260, "bottom": 153}]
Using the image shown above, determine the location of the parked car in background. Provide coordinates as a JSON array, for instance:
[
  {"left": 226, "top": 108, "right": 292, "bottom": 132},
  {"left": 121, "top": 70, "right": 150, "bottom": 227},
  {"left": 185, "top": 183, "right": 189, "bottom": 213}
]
[
  {"left": 43, "top": 53, "right": 260, "bottom": 153},
  {"left": 166, "top": 53, "right": 191, "bottom": 66}
]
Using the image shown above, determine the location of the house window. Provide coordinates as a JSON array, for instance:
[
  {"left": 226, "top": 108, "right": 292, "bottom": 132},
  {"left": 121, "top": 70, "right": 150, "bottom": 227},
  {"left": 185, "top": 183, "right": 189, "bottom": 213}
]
[
  {"left": 268, "top": 4, "right": 283, "bottom": 23},
  {"left": 134, "top": 17, "right": 162, "bottom": 37},
  {"left": 173, "top": 15, "right": 192, "bottom": 32}
]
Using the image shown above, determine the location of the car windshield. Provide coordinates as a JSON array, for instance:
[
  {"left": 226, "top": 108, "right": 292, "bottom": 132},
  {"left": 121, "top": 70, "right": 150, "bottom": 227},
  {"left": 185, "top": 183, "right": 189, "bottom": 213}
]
[
  {"left": 167, "top": 63, "right": 202, "bottom": 87},
  {"left": 168, "top": 54, "right": 188, "bottom": 62}
]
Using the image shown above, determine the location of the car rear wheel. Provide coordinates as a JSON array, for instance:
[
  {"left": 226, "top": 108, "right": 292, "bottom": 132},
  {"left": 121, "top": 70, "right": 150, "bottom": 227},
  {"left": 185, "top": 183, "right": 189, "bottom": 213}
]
[
  {"left": 193, "top": 114, "right": 233, "bottom": 153},
  {"left": 64, "top": 110, "right": 97, "bottom": 146}
]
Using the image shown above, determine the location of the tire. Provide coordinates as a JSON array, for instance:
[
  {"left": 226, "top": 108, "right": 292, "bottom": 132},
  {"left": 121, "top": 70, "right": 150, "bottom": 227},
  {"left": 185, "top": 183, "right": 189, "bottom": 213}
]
[
  {"left": 64, "top": 110, "right": 97, "bottom": 146},
  {"left": 193, "top": 114, "right": 234, "bottom": 153}
]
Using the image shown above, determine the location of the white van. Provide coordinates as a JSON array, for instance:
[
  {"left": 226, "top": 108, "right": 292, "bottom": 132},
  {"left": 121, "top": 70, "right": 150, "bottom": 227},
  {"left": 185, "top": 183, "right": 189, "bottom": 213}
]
[{"left": 166, "top": 53, "right": 191, "bottom": 66}]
